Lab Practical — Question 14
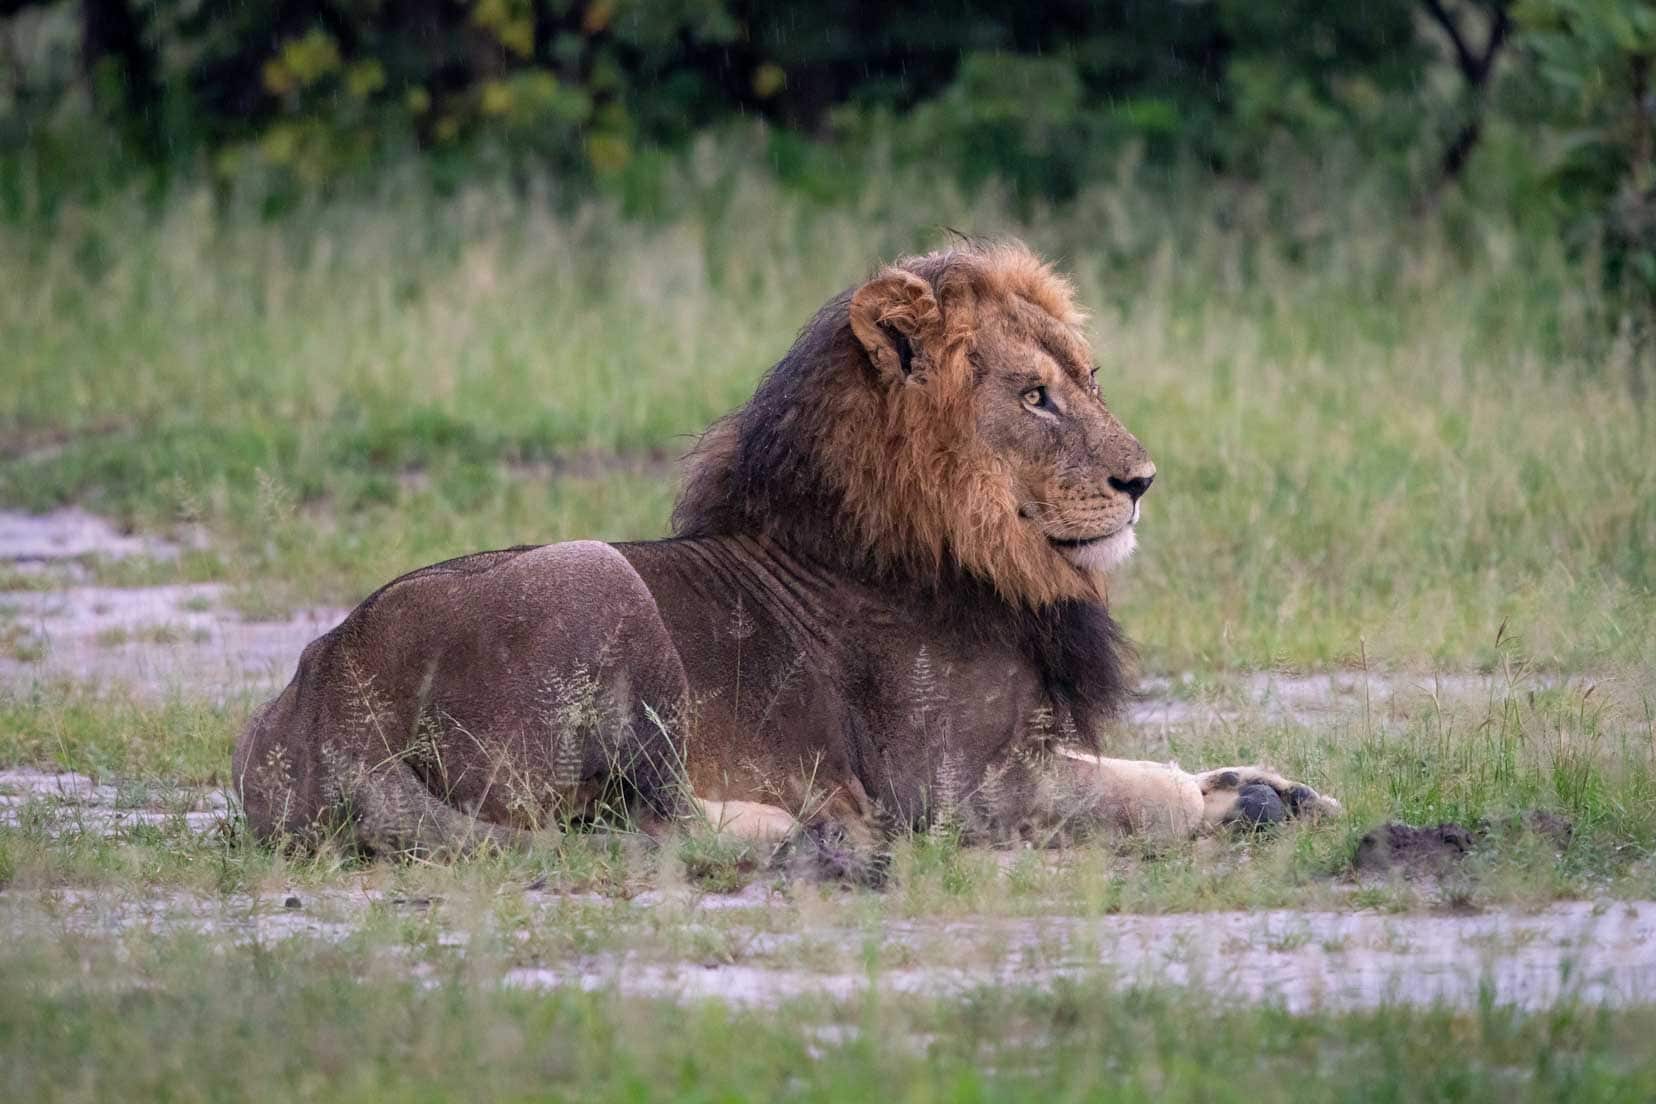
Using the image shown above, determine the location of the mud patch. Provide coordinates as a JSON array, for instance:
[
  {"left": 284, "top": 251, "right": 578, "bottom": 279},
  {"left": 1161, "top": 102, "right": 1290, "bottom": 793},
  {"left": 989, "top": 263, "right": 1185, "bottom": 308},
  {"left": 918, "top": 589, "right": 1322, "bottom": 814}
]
[
  {"left": 1352, "top": 812, "right": 1575, "bottom": 878},
  {"left": 9, "top": 884, "right": 1656, "bottom": 1013},
  {"left": 0, "top": 768, "right": 230, "bottom": 835},
  {"left": 0, "top": 508, "right": 346, "bottom": 697}
]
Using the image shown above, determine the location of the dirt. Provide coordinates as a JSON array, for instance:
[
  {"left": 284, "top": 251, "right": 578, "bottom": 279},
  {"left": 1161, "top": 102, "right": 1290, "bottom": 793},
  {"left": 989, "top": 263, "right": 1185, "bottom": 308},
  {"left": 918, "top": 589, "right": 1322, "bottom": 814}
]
[
  {"left": 0, "top": 768, "right": 229, "bottom": 835},
  {"left": 7, "top": 880, "right": 1654, "bottom": 1012},
  {"left": 0, "top": 507, "right": 176, "bottom": 563},
  {"left": 0, "top": 509, "right": 347, "bottom": 698}
]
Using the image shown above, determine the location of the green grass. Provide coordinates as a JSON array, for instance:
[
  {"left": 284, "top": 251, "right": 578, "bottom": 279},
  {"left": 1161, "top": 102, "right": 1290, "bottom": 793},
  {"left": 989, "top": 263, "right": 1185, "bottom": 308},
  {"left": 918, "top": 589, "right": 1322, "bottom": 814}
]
[
  {"left": 4, "top": 927, "right": 1656, "bottom": 1102},
  {"left": 0, "top": 166, "right": 1649, "bottom": 671},
  {"left": 4, "top": 156, "right": 1655, "bottom": 1101},
  {"left": 0, "top": 687, "right": 250, "bottom": 783}
]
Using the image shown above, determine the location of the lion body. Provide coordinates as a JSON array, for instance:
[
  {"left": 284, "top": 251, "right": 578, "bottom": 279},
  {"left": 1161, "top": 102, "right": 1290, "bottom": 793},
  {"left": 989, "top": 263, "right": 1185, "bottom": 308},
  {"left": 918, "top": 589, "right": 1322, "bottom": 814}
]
[{"left": 234, "top": 241, "right": 1334, "bottom": 857}]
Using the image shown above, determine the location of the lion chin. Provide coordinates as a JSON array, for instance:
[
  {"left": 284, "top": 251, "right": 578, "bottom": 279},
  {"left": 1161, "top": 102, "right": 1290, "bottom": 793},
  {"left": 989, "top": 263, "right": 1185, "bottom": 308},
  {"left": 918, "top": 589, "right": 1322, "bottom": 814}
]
[{"left": 1058, "top": 524, "right": 1138, "bottom": 575}]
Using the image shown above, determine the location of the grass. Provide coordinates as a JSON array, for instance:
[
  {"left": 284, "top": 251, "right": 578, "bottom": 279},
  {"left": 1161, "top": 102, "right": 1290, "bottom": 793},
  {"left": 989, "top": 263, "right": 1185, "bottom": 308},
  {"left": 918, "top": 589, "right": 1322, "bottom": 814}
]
[
  {"left": 2, "top": 154, "right": 1655, "bottom": 1097},
  {"left": 3, "top": 675, "right": 1655, "bottom": 1098},
  {"left": 0, "top": 163, "right": 1649, "bottom": 671},
  {"left": 6, "top": 929, "right": 1656, "bottom": 1102},
  {"left": 0, "top": 687, "right": 252, "bottom": 782}
]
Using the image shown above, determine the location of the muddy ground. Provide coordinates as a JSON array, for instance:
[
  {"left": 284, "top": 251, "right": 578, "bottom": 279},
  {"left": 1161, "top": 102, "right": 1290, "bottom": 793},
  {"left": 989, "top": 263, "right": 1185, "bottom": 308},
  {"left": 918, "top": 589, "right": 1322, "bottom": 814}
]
[{"left": 7, "top": 840, "right": 1651, "bottom": 1012}]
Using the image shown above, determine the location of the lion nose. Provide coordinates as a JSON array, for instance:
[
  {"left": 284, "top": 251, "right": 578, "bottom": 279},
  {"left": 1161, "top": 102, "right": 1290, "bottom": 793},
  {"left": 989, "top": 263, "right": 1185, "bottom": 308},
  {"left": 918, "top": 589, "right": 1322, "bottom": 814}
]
[{"left": 1108, "top": 467, "right": 1155, "bottom": 501}]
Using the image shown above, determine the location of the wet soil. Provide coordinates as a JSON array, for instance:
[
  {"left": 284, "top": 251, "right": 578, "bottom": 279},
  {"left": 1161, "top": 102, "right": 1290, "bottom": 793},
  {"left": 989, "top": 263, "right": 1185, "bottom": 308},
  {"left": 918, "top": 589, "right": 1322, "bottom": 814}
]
[
  {"left": 0, "top": 509, "right": 346, "bottom": 697},
  {"left": 7, "top": 880, "right": 1654, "bottom": 1012}
]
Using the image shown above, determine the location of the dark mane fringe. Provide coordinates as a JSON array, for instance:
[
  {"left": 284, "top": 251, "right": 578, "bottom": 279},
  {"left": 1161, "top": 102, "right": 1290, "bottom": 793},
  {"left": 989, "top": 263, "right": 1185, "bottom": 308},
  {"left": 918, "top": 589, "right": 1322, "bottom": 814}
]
[
  {"left": 670, "top": 287, "right": 864, "bottom": 558},
  {"left": 1025, "top": 599, "right": 1132, "bottom": 745},
  {"left": 928, "top": 573, "right": 1130, "bottom": 742}
]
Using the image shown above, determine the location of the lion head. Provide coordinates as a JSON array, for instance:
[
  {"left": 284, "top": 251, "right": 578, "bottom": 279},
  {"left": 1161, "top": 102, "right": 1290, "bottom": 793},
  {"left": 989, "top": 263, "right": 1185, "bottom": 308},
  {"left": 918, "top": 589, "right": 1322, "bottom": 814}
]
[{"left": 674, "top": 240, "right": 1155, "bottom": 608}]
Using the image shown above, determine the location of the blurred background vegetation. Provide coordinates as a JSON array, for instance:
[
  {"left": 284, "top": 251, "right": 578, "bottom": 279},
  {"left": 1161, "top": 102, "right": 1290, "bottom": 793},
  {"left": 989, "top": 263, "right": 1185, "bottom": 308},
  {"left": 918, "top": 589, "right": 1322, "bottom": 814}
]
[
  {"left": 1, "top": 1, "right": 1653, "bottom": 672},
  {"left": 0, "top": 0, "right": 1652, "bottom": 358},
  {"left": 1, "top": 1, "right": 1652, "bottom": 305}
]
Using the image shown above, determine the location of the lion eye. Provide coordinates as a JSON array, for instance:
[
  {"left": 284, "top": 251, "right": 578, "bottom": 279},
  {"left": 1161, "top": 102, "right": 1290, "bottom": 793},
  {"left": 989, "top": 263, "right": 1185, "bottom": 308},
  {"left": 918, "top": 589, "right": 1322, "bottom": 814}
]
[
  {"left": 1021, "top": 386, "right": 1048, "bottom": 409},
  {"left": 1089, "top": 368, "right": 1100, "bottom": 395}
]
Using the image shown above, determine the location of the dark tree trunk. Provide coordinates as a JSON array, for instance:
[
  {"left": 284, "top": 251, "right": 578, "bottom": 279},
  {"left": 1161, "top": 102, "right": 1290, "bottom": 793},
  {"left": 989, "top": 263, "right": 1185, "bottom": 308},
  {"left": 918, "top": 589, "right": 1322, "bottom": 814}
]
[
  {"left": 1417, "top": 0, "right": 1511, "bottom": 208},
  {"left": 81, "top": 0, "right": 160, "bottom": 153}
]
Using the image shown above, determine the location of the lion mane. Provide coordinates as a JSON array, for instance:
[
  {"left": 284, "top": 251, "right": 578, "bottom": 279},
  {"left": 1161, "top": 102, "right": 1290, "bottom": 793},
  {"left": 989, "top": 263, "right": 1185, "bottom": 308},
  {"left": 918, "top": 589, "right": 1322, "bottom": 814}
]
[{"left": 671, "top": 240, "right": 1130, "bottom": 737}]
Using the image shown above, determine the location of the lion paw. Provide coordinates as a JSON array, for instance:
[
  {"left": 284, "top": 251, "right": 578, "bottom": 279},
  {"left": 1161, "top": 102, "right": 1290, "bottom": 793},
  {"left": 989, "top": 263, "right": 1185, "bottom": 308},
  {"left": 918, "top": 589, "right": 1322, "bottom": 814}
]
[
  {"left": 1195, "top": 767, "right": 1339, "bottom": 830},
  {"left": 770, "top": 821, "right": 890, "bottom": 888}
]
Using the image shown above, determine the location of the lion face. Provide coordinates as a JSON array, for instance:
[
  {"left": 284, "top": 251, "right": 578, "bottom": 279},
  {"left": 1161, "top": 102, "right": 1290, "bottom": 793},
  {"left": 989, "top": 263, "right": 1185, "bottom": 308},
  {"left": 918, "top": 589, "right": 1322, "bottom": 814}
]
[
  {"left": 969, "top": 302, "right": 1155, "bottom": 578},
  {"left": 844, "top": 242, "right": 1154, "bottom": 604}
]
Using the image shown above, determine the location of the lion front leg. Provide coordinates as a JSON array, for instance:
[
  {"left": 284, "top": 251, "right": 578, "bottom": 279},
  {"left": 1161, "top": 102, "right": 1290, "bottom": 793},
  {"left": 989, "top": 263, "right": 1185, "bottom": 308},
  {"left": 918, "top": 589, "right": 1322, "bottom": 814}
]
[{"left": 1048, "top": 750, "right": 1338, "bottom": 839}]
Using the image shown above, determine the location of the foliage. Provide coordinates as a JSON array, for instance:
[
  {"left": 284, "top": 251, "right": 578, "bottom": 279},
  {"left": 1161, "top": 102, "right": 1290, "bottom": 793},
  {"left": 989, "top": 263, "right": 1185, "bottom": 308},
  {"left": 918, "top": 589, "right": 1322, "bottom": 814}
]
[
  {"left": 0, "top": 0, "right": 1458, "bottom": 204},
  {"left": 1513, "top": 0, "right": 1656, "bottom": 360}
]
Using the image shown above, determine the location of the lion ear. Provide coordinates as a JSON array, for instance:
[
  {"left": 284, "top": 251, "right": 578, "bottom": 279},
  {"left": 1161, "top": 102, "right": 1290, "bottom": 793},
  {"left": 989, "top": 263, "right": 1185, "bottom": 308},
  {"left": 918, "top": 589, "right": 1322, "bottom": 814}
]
[{"left": 849, "top": 269, "right": 943, "bottom": 385}]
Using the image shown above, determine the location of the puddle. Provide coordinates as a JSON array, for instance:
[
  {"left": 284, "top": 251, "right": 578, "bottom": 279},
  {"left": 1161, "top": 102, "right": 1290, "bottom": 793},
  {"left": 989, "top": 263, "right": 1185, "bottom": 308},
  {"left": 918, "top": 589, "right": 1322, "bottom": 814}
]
[
  {"left": 6, "top": 881, "right": 1655, "bottom": 1012},
  {"left": 0, "top": 508, "right": 347, "bottom": 697}
]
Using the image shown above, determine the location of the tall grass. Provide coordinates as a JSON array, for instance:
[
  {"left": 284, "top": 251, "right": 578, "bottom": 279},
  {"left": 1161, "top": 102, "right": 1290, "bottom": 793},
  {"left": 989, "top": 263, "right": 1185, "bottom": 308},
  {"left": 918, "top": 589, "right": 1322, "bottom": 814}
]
[{"left": 0, "top": 150, "right": 1650, "bottom": 670}]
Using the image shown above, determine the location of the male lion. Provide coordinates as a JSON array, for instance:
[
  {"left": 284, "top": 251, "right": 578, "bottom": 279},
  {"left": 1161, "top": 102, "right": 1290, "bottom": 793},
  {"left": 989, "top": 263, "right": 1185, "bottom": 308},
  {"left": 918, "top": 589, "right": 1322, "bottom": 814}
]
[{"left": 234, "top": 240, "right": 1336, "bottom": 859}]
